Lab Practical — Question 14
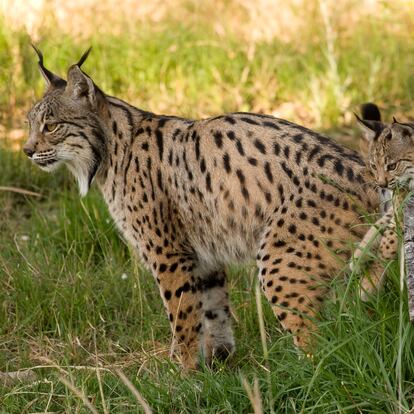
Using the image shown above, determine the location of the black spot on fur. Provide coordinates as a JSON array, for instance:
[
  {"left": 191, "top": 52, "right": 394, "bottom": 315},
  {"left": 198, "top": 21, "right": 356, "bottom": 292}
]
[
  {"left": 155, "top": 129, "right": 164, "bottom": 160},
  {"left": 240, "top": 117, "right": 260, "bottom": 125},
  {"left": 264, "top": 162, "right": 273, "bottom": 183},
  {"left": 263, "top": 121, "right": 281, "bottom": 130},
  {"left": 224, "top": 116, "right": 236, "bottom": 125},
  {"left": 214, "top": 131, "right": 223, "bottom": 148},
  {"left": 254, "top": 139, "right": 266, "bottom": 154},
  {"left": 248, "top": 157, "right": 258, "bottom": 166},
  {"left": 223, "top": 153, "right": 231, "bottom": 173}
]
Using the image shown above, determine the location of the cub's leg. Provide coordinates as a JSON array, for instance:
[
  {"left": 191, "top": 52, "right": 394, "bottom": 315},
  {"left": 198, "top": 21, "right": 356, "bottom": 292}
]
[
  {"left": 359, "top": 224, "right": 398, "bottom": 301},
  {"left": 350, "top": 208, "right": 397, "bottom": 300},
  {"left": 198, "top": 270, "right": 234, "bottom": 364},
  {"left": 257, "top": 237, "right": 337, "bottom": 348},
  {"left": 350, "top": 207, "right": 394, "bottom": 271}
]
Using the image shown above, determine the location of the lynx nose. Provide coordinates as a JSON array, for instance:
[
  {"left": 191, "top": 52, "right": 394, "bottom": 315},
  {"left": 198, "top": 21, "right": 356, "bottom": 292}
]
[{"left": 23, "top": 146, "right": 35, "bottom": 157}]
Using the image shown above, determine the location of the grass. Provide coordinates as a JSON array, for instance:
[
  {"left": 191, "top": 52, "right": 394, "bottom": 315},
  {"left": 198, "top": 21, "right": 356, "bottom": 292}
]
[
  {"left": 1, "top": 2, "right": 414, "bottom": 129},
  {"left": 1, "top": 1, "right": 414, "bottom": 412},
  {"left": 1, "top": 150, "right": 414, "bottom": 412}
]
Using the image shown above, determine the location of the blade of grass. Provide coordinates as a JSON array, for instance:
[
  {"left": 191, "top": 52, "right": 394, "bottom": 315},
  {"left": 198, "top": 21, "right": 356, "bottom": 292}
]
[{"left": 114, "top": 369, "right": 152, "bottom": 414}]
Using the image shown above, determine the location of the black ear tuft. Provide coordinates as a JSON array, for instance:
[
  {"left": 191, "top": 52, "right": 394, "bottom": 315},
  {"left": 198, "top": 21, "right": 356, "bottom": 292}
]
[
  {"left": 31, "top": 43, "right": 66, "bottom": 88},
  {"left": 31, "top": 43, "right": 44, "bottom": 66},
  {"left": 354, "top": 112, "right": 385, "bottom": 141},
  {"left": 360, "top": 102, "right": 381, "bottom": 121},
  {"left": 76, "top": 47, "right": 92, "bottom": 68}
]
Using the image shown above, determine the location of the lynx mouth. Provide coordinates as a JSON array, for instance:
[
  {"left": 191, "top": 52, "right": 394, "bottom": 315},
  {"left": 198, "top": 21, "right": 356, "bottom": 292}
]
[
  {"left": 31, "top": 155, "right": 62, "bottom": 171},
  {"left": 34, "top": 157, "right": 57, "bottom": 166}
]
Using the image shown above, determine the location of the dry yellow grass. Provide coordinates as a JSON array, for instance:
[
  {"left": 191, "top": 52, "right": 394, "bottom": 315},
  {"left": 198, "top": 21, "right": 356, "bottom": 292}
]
[
  {"left": 2, "top": 0, "right": 414, "bottom": 43},
  {"left": 1, "top": 0, "right": 414, "bottom": 132}
]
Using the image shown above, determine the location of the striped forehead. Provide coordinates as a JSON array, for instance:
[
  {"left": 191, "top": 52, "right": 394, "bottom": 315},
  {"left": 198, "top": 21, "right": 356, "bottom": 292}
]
[
  {"left": 372, "top": 139, "right": 386, "bottom": 161},
  {"left": 28, "top": 100, "right": 54, "bottom": 122}
]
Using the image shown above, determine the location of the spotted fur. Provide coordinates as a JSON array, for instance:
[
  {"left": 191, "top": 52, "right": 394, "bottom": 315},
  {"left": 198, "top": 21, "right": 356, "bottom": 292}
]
[{"left": 24, "top": 48, "right": 379, "bottom": 369}]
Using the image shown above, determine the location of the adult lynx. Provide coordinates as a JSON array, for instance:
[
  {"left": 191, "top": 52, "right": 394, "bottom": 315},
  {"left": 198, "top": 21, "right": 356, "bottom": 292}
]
[{"left": 23, "top": 47, "right": 378, "bottom": 368}]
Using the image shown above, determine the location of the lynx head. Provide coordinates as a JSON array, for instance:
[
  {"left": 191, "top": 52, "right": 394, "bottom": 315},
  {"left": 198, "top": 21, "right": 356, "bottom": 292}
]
[
  {"left": 23, "top": 46, "right": 108, "bottom": 196},
  {"left": 356, "top": 105, "right": 414, "bottom": 190}
]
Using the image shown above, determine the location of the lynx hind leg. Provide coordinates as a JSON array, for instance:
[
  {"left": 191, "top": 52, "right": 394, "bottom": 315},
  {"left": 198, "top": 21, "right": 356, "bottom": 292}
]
[
  {"left": 198, "top": 270, "right": 234, "bottom": 364},
  {"left": 257, "top": 236, "right": 335, "bottom": 349},
  {"left": 359, "top": 224, "right": 398, "bottom": 301}
]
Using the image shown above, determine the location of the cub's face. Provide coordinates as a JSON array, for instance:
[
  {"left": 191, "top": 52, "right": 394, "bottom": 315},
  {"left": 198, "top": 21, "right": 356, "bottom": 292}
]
[{"left": 358, "top": 116, "right": 414, "bottom": 190}]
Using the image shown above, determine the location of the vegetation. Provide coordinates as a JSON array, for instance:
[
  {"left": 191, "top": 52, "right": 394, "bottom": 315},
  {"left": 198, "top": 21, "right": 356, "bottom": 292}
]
[
  {"left": 1, "top": 1, "right": 414, "bottom": 129},
  {"left": 1, "top": 1, "right": 414, "bottom": 412}
]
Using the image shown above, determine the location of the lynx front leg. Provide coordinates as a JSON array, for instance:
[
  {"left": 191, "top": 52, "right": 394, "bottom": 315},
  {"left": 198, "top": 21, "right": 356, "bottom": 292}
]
[{"left": 152, "top": 254, "right": 203, "bottom": 370}]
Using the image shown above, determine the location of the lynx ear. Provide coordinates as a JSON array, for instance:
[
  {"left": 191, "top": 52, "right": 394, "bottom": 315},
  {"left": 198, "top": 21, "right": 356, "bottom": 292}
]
[
  {"left": 391, "top": 117, "right": 414, "bottom": 142},
  {"left": 66, "top": 65, "right": 95, "bottom": 105},
  {"left": 31, "top": 44, "right": 66, "bottom": 89},
  {"left": 354, "top": 113, "right": 385, "bottom": 142},
  {"left": 65, "top": 47, "right": 96, "bottom": 107}
]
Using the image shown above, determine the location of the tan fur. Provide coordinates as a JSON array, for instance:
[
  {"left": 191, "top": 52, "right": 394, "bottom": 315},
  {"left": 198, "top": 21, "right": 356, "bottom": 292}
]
[{"left": 24, "top": 50, "right": 379, "bottom": 368}]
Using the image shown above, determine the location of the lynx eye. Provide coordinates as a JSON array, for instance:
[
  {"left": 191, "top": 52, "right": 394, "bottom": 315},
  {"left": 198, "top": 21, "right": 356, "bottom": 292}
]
[
  {"left": 369, "top": 161, "right": 377, "bottom": 171},
  {"left": 43, "top": 123, "right": 58, "bottom": 133},
  {"left": 387, "top": 162, "right": 397, "bottom": 171}
]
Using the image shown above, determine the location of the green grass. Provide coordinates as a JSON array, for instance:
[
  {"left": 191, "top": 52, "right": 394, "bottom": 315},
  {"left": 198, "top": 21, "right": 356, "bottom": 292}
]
[{"left": 1, "top": 147, "right": 414, "bottom": 412}]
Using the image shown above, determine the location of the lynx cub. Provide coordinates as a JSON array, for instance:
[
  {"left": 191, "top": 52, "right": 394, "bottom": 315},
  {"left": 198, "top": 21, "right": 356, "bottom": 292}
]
[{"left": 352, "top": 103, "right": 414, "bottom": 300}]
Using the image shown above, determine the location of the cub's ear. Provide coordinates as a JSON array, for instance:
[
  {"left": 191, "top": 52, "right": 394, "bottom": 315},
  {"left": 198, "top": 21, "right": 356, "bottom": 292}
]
[
  {"left": 354, "top": 113, "right": 385, "bottom": 142},
  {"left": 360, "top": 102, "right": 381, "bottom": 121},
  {"left": 65, "top": 65, "right": 96, "bottom": 108}
]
